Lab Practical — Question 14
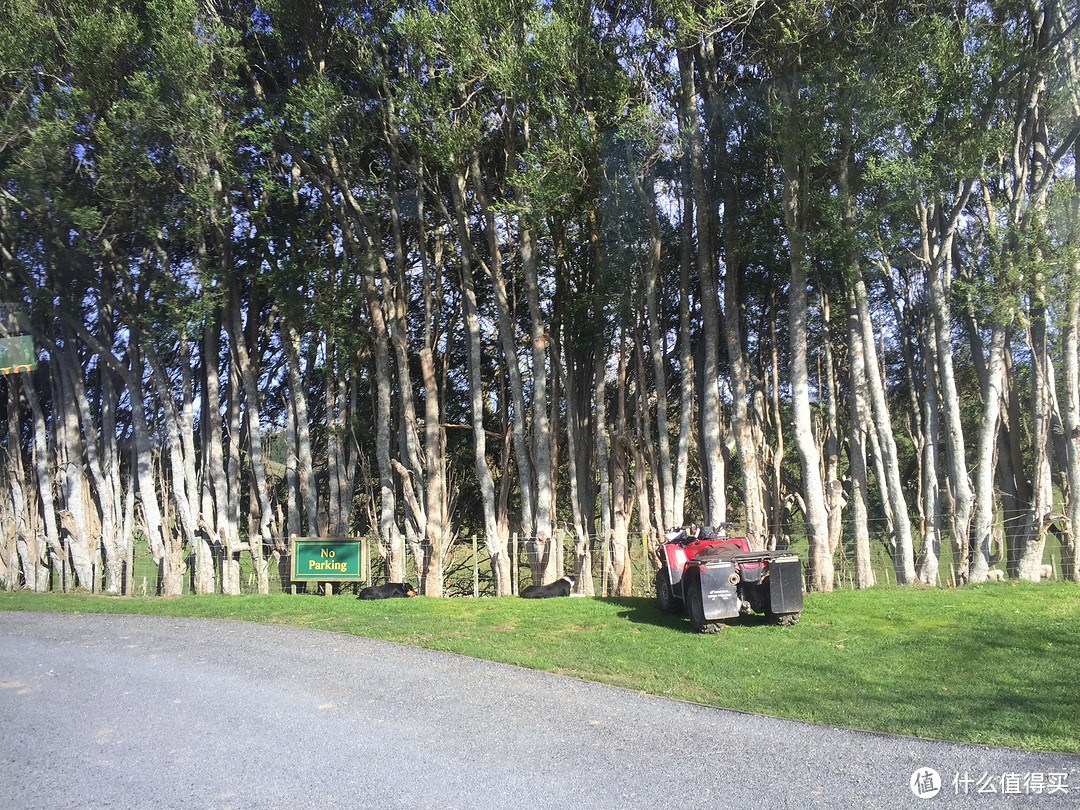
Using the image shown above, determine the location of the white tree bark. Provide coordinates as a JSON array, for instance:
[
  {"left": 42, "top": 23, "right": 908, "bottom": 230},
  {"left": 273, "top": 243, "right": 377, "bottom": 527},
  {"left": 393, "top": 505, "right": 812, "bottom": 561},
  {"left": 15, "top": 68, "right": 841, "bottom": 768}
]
[
  {"left": 854, "top": 269, "right": 915, "bottom": 583},
  {"left": 6, "top": 386, "right": 45, "bottom": 591},
  {"left": 674, "top": 186, "right": 695, "bottom": 528},
  {"left": 20, "top": 361, "right": 66, "bottom": 593},
  {"left": 96, "top": 321, "right": 129, "bottom": 593},
  {"left": 970, "top": 323, "right": 1008, "bottom": 583},
  {"left": 202, "top": 320, "right": 241, "bottom": 595},
  {"left": 679, "top": 45, "right": 726, "bottom": 526},
  {"left": 609, "top": 334, "right": 633, "bottom": 596},
  {"left": 918, "top": 318, "right": 942, "bottom": 585},
  {"left": 845, "top": 292, "right": 875, "bottom": 588},
  {"left": 1054, "top": 0, "right": 1080, "bottom": 582},
  {"left": 284, "top": 324, "right": 319, "bottom": 536},
  {"left": 54, "top": 343, "right": 94, "bottom": 590},
  {"left": 628, "top": 146, "right": 675, "bottom": 530},
  {"left": 468, "top": 157, "right": 544, "bottom": 574},
  {"left": 919, "top": 198, "right": 975, "bottom": 579},
  {"left": 779, "top": 96, "right": 832, "bottom": 591},
  {"left": 521, "top": 221, "right": 556, "bottom": 571},
  {"left": 1018, "top": 315, "right": 1054, "bottom": 581},
  {"left": 142, "top": 342, "right": 198, "bottom": 596},
  {"left": 458, "top": 209, "right": 510, "bottom": 594},
  {"left": 1062, "top": 250, "right": 1080, "bottom": 581},
  {"left": 228, "top": 282, "right": 271, "bottom": 592}
]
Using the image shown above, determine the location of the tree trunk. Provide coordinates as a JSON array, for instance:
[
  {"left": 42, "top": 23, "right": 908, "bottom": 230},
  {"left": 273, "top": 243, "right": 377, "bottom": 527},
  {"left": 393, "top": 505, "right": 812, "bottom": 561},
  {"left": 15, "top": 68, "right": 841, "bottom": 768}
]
[
  {"left": 921, "top": 200, "right": 975, "bottom": 580},
  {"left": 595, "top": 345, "right": 613, "bottom": 590},
  {"left": 124, "top": 348, "right": 170, "bottom": 587},
  {"left": 201, "top": 318, "right": 241, "bottom": 595},
  {"left": 1054, "top": 1, "right": 1080, "bottom": 582},
  {"left": 608, "top": 333, "right": 633, "bottom": 596},
  {"left": 522, "top": 218, "right": 556, "bottom": 563},
  {"left": 628, "top": 144, "right": 674, "bottom": 530},
  {"left": 419, "top": 346, "right": 447, "bottom": 598},
  {"left": 284, "top": 324, "right": 319, "bottom": 537},
  {"left": 1061, "top": 146, "right": 1080, "bottom": 581},
  {"left": 820, "top": 293, "right": 845, "bottom": 562},
  {"left": 62, "top": 331, "right": 117, "bottom": 592},
  {"left": 970, "top": 323, "right": 1008, "bottom": 583},
  {"left": 767, "top": 292, "right": 786, "bottom": 551},
  {"left": 97, "top": 320, "right": 128, "bottom": 594},
  {"left": 1018, "top": 291, "right": 1054, "bottom": 581},
  {"left": 778, "top": 82, "right": 832, "bottom": 591},
  {"left": 54, "top": 344, "right": 94, "bottom": 589},
  {"left": 177, "top": 335, "right": 213, "bottom": 593},
  {"left": 356, "top": 234, "right": 404, "bottom": 582},
  {"left": 20, "top": 364, "right": 66, "bottom": 591},
  {"left": 845, "top": 292, "right": 876, "bottom": 588},
  {"left": 220, "top": 337, "right": 243, "bottom": 592},
  {"left": 853, "top": 268, "right": 915, "bottom": 583},
  {"left": 918, "top": 317, "right": 942, "bottom": 585},
  {"left": 283, "top": 392, "right": 301, "bottom": 543},
  {"left": 716, "top": 115, "right": 767, "bottom": 548},
  {"left": 229, "top": 280, "right": 271, "bottom": 593},
  {"left": 673, "top": 170, "right": 695, "bottom": 528},
  {"left": 468, "top": 158, "right": 539, "bottom": 560},
  {"left": 557, "top": 263, "right": 598, "bottom": 596},
  {"left": 142, "top": 341, "right": 199, "bottom": 597},
  {"left": 1062, "top": 250, "right": 1080, "bottom": 581},
  {"left": 678, "top": 45, "right": 725, "bottom": 525},
  {"left": 6, "top": 387, "right": 45, "bottom": 591}
]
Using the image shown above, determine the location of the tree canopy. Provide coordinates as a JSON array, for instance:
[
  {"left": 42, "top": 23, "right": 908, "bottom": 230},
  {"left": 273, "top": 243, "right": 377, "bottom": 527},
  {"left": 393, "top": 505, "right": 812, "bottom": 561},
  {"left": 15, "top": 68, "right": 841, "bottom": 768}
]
[{"left": 1, "top": 0, "right": 1078, "bottom": 596}]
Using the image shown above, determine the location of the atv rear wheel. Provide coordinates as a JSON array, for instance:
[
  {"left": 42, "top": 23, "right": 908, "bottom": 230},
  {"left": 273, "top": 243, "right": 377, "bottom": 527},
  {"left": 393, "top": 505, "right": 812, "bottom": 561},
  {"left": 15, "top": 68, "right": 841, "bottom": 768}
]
[
  {"left": 740, "top": 581, "right": 770, "bottom": 615},
  {"left": 769, "top": 611, "right": 801, "bottom": 627},
  {"left": 655, "top": 570, "right": 679, "bottom": 614},
  {"left": 685, "top": 576, "right": 722, "bottom": 634}
]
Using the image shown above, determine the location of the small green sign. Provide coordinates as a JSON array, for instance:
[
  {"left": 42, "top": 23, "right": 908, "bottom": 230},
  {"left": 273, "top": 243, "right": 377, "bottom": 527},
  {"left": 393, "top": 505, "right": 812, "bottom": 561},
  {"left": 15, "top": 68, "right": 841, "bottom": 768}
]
[
  {"left": 0, "top": 336, "right": 35, "bottom": 374},
  {"left": 290, "top": 537, "right": 365, "bottom": 581}
]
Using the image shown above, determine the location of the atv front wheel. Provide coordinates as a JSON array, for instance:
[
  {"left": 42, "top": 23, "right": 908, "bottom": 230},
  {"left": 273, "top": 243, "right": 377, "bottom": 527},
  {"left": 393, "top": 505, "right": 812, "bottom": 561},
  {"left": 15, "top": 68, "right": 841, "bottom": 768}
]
[
  {"left": 655, "top": 570, "right": 679, "bottom": 614},
  {"left": 685, "top": 577, "right": 722, "bottom": 634}
]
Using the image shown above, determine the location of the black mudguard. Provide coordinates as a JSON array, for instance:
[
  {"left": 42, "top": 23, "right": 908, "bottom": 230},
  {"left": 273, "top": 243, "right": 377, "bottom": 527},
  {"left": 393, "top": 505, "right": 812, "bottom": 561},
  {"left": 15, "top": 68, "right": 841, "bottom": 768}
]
[
  {"left": 696, "top": 560, "right": 741, "bottom": 620},
  {"left": 767, "top": 554, "right": 804, "bottom": 614}
]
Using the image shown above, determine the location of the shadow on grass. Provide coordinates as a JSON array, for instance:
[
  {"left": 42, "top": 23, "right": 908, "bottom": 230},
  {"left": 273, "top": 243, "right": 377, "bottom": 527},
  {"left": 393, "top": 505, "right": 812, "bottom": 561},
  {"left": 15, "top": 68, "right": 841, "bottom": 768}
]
[{"left": 604, "top": 596, "right": 784, "bottom": 633}]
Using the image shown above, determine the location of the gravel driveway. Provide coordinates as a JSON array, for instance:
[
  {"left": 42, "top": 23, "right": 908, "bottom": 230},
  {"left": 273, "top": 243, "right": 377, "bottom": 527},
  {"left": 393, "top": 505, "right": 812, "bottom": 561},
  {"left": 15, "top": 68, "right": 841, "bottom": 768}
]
[{"left": 0, "top": 611, "right": 1077, "bottom": 809}]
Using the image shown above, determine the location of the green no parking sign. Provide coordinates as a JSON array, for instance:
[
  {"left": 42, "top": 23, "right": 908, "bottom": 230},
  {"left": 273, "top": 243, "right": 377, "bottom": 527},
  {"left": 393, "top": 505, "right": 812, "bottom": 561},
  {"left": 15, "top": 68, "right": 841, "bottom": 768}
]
[{"left": 289, "top": 537, "right": 366, "bottom": 582}]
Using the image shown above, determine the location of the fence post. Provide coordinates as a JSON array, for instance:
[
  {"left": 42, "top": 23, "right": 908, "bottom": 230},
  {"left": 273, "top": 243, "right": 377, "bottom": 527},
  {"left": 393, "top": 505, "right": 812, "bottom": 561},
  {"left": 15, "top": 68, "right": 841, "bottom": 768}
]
[
  {"left": 602, "top": 532, "right": 611, "bottom": 598},
  {"left": 364, "top": 533, "right": 371, "bottom": 584},
  {"left": 512, "top": 532, "right": 519, "bottom": 595},
  {"left": 472, "top": 534, "right": 479, "bottom": 598},
  {"left": 635, "top": 535, "right": 643, "bottom": 600}
]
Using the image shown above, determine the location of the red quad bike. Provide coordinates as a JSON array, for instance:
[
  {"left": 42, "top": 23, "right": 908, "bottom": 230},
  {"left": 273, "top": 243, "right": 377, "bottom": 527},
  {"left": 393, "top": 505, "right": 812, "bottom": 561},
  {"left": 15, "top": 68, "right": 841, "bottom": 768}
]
[{"left": 655, "top": 525, "right": 803, "bottom": 633}]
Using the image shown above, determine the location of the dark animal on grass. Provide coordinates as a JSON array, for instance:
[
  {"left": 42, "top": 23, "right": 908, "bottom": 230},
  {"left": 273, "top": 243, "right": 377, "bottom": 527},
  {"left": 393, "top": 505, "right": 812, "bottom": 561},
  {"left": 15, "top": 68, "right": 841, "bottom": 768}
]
[
  {"left": 519, "top": 576, "right": 575, "bottom": 598},
  {"left": 358, "top": 582, "right": 417, "bottom": 599}
]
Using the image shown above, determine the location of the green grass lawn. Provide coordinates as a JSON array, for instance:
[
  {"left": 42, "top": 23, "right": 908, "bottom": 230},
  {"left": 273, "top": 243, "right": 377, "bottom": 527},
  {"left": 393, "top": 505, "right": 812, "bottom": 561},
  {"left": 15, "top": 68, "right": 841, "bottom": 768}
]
[{"left": 1, "top": 581, "right": 1078, "bottom": 754}]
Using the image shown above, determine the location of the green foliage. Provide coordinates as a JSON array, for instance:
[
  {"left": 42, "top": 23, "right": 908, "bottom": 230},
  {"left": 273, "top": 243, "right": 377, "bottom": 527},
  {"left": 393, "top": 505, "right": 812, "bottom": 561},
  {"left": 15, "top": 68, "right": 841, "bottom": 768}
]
[
  {"left": 3, "top": 582, "right": 1078, "bottom": 753},
  {"left": 4, "top": 0, "right": 1079, "bottom": 605}
]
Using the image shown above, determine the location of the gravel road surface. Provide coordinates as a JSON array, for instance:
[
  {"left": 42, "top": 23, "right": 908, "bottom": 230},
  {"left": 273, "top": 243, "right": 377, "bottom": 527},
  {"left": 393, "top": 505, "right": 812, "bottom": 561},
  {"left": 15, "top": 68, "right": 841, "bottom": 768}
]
[{"left": 0, "top": 611, "right": 1077, "bottom": 810}]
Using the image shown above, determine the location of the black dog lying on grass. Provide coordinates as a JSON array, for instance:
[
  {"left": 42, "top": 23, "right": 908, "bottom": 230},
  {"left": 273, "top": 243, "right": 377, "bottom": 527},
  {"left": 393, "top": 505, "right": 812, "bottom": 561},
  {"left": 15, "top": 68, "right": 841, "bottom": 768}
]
[
  {"left": 358, "top": 582, "right": 417, "bottom": 599},
  {"left": 519, "top": 576, "right": 575, "bottom": 598}
]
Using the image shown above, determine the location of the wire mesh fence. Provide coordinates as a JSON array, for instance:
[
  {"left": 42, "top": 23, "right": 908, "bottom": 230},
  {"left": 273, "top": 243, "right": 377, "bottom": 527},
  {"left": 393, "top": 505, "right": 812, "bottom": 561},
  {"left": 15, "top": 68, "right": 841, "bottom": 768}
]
[
  {"left": 123, "top": 530, "right": 908, "bottom": 597},
  {"left": 129, "top": 532, "right": 667, "bottom": 597},
  {"left": 42, "top": 522, "right": 1048, "bottom": 596}
]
